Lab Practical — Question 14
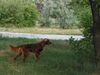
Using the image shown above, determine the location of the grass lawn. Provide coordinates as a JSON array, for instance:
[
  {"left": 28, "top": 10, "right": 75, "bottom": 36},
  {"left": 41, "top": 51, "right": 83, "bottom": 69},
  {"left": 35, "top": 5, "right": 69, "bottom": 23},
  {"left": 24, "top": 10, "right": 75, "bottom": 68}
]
[
  {"left": 0, "top": 27, "right": 82, "bottom": 35},
  {"left": 0, "top": 37, "right": 95, "bottom": 75}
]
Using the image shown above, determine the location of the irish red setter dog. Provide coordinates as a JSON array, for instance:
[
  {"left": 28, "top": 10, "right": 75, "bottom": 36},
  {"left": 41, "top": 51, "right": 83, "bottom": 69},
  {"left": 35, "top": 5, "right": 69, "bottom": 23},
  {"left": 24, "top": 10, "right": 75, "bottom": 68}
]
[{"left": 9, "top": 39, "right": 51, "bottom": 62}]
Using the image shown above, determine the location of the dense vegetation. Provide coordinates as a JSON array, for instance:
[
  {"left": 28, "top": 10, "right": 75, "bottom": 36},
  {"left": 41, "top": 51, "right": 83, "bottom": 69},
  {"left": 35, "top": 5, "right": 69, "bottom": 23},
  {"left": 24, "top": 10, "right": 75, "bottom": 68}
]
[
  {"left": 37, "top": 0, "right": 78, "bottom": 28},
  {"left": 68, "top": 0, "right": 96, "bottom": 69},
  {"left": 0, "top": 0, "right": 39, "bottom": 27},
  {"left": 71, "top": 0, "right": 92, "bottom": 39},
  {"left": 0, "top": 0, "right": 99, "bottom": 31},
  {"left": 0, "top": 0, "right": 79, "bottom": 28}
]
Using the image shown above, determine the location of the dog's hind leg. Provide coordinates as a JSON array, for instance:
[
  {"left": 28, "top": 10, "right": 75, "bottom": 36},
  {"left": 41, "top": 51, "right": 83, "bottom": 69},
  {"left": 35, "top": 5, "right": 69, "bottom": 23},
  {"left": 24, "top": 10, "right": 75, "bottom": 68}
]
[
  {"left": 13, "top": 52, "right": 22, "bottom": 62},
  {"left": 12, "top": 48, "right": 23, "bottom": 62},
  {"left": 21, "top": 49, "right": 28, "bottom": 62},
  {"left": 22, "top": 53, "right": 28, "bottom": 62}
]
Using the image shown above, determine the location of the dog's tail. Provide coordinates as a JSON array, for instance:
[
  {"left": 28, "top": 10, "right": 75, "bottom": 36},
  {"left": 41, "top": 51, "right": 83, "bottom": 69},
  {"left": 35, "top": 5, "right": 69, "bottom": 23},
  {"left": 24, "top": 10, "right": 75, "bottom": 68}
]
[
  {"left": 9, "top": 45, "right": 14, "bottom": 48},
  {"left": 9, "top": 45, "right": 17, "bottom": 52}
]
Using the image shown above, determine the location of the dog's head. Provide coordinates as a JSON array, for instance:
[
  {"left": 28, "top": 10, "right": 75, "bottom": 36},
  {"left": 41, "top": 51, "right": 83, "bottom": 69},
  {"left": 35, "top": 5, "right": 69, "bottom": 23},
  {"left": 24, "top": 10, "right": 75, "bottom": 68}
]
[{"left": 43, "top": 38, "right": 52, "bottom": 45}]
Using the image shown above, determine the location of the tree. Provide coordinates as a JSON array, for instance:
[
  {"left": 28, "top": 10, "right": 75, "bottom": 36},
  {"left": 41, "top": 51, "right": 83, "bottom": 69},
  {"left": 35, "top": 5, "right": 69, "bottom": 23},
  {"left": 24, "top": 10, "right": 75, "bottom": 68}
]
[
  {"left": 89, "top": 0, "right": 100, "bottom": 63},
  {"left": 69, "top": 0, "right": 98, "bottom": 65},
  {"left": 70, "top": 0, "right": 92, "bottom": 39},
  {"left": 34, "top": 0, "right": 44, "bottom": 13},
  {"left": 34, "top": 0, "right": 77, "bottom": 28}
]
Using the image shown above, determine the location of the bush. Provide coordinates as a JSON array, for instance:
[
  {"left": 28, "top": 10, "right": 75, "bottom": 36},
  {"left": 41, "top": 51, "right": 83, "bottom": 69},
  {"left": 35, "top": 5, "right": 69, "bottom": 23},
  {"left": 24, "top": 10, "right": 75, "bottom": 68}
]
[
  {"left": 0, "top": 0, "right": 39, "bottom": 27},
  {"left": 68, "top": 37, "right": 95, "bottom": 67},
  {"left": 79, "top": 8, "right": 92, "bottom": 39}
]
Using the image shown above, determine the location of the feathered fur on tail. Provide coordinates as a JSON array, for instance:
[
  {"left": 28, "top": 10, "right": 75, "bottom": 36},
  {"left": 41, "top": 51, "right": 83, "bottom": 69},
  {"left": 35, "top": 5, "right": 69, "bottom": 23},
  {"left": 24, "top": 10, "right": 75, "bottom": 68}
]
[
  {"left": 9, "top": 45, "right": 17, "bottom": 52},
  {"left": 9, "top": 45, "right": 14, "bottom": 48}
]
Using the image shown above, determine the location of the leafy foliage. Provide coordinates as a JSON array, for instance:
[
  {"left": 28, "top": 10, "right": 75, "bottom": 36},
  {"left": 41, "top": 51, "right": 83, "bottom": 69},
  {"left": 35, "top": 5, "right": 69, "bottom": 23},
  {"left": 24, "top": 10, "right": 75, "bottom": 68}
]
[
  {"left": 68, "top": 0, "right": 95, "bottom": 67},
  {"left": 79, "top": 8, "right": 92, "bottom": 39},
  {"left": 0, "top": 0, "right": 39, "bottom": 27},
  {"left": 36, "top": 0, "right": 78, "bottom": 28},
  {"left": 71, "top": 0, "right": 93, "bottom": 39},
  {"left": 68, "top": 37, "right": 94, "bottom": 66}
]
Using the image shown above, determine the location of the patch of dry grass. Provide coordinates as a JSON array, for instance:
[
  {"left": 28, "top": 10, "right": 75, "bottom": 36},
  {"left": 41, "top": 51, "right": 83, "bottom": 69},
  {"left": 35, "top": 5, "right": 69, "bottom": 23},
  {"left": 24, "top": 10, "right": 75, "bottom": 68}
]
[{"left": 0, "top": 27, "right": 82, "bottom": 35}]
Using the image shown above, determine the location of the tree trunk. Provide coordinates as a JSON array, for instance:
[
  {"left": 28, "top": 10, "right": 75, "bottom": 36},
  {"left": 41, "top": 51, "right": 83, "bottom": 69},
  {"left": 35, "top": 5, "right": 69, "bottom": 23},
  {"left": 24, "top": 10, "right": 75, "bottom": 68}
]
[{"left": 89, "top": 0, "right": 100, "bottom": 63}]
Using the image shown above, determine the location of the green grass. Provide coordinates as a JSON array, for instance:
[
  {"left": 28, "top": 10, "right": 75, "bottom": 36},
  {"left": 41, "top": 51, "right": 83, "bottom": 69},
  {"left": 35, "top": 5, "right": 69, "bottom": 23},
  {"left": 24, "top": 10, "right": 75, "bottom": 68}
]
[
  {"left": 0, "top": 37, "right": 95, "bottom": 75},
  {"left": 0, "top": 27, "right": 82, "bottom": 35}
]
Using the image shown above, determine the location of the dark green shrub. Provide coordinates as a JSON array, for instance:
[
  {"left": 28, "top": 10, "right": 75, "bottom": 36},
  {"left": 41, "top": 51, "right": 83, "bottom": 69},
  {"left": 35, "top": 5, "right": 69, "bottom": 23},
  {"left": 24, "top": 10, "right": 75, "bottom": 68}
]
[
  {"left": 79, "top": 8, "right": 92, "bottom": 39},
  {"left": 69, "top": 37, "right": 94, "bottom": 66}
]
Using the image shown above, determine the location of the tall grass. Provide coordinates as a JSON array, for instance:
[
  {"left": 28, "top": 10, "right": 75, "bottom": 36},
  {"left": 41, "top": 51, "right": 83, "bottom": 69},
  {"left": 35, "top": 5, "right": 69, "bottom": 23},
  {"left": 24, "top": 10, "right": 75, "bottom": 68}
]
[{"left": 0, "top": 37, "right": 95, "bottom": 75}]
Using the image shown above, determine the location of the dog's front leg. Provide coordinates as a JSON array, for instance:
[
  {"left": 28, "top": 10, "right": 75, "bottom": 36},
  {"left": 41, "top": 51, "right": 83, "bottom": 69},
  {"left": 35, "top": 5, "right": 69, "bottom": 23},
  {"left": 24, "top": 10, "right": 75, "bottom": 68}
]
[
  {"left": 21, "top": 49, "right": 28, "bottom": 62},
  {"left": 33, "top": 52, "right": 40, "bottom": 62}
]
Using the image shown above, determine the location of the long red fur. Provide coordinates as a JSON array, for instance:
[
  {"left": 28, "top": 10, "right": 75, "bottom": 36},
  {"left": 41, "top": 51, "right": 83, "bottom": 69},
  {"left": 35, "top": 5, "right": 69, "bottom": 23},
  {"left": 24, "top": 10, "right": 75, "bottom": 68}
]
[{"left": 9, "top": 39, "right": 51, "bottom": 62}]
